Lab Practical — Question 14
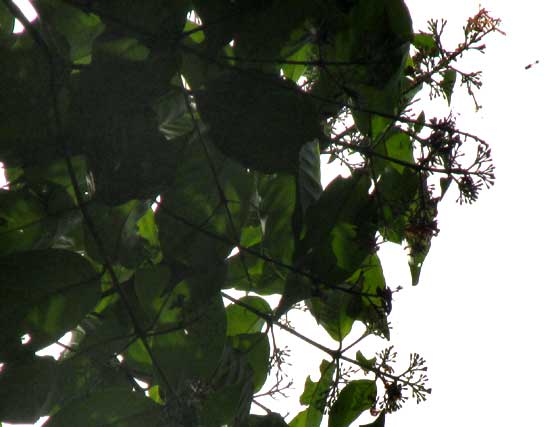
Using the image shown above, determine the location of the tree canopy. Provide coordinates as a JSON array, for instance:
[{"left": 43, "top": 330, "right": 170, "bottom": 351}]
[{"left": 0, "top": 1, "right": 501, "bottom": 426}]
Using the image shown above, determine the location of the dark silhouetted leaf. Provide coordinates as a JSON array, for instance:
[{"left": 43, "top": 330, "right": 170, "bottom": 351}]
[
  {"left": 0, "top": 249, "right": 101, "bottom": 354},
  {"left": 45, "top": 387, "right": 161, "bottom": 427},
  {"left": 0, "top": 355, "right": 58, "bottom": 424}
]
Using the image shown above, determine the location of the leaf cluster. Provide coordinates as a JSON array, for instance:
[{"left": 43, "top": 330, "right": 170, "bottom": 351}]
[{"left": 0, "top": 1, "right": 501, "bottom": 427}]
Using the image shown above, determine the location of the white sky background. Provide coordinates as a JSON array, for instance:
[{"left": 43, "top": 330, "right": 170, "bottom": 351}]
[{"left": 2, "top": 1, "right": 549, "bottom": 426}]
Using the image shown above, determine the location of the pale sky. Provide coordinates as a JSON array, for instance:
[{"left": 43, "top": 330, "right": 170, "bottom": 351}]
[{"left": 3, "top": 1, "right": 548, "bottom": 427}]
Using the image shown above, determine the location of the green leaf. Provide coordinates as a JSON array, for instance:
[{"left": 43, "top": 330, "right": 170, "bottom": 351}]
[
  {"left": 24, "top": 156, "right": 91, "bottom": 203},
  {"left": 0, "top": 2, "right": 14, "bottom": 40},
  {"left": 90, "top": 0, "right": 189, "bottom": 39},
  {"left": 258, "top": 174, "right": 296, "bottom": 265},
  {"left": 196, "top": 70, "right": 323, "bottom": 173},
  {"left": 83, "top": 200, "right": 152, "bottom": 268},
  {"left": 290, "top": 359, "right": 335, "bottom": 427},
  {"left": 0, "top": 34, "right": 70, "bottom": 166},
  {"left": 0, "top": 249, "right": 101, "bottom": 355},
  {"left": 282, "top": 37, "right": 312, "bottom": 82},
  {"left": 157, "top": 140, "right": 253, "bottom": 269},
  {"left": 55, "top": 354, "right": 132, "bottom": 407},
  {"left": 154, "top": 88, "right": 194, "bottom": 140},
  {"left": 356, "top": 351, "right": 376, "bottom": 372},
  {"left": 373, "top": 128, "right": 414, "bottom": 174},
  {"left": 44, "top": 387, "right": 161, "bottom": 427},
  {"left": 233, "top": 2, "right": 308, "bottom": 72},
  {"left": 307, "top": 286, "right": 354, "bottom": 341},
  {"left": 276, "top": 271, "right": 313, "bottom": 318},
  {"left": 328, "top": 380, "right": 377, "bottom": 427},
  {"left": 36, "top": 0, "right": 105, "bottom": 62},
  {"left": 386, "top": 0, "right": 413, "bottom": 40},
  {"left": 230, "top": 332, "right": 271, "bottom": 392},
  {"left": 226, "top": 296, "right": 272, "bottom": 336},
  {"left": 0, "top": 189, "right": 50, "bottom": 256},
  {"left": 414, "top": 111, "right": 426, "bottom": 133},
  {"left": 441, "top": 69, "right": 457, "bottom": 105},
  {"left": 348, "top": 255, "right": 390, "bottom": 339},
  {"left": 184, "top": 19, "right": 205, "bottom": 43},
  {"left": 412, "top": 33, "right": 437, "bottom": 54},
  {"left": 298, "top": 140, "right": 323, "bottom": 216},
  {"left": 152, "top": 268, "right": 227, "bottom": 388},
  {"left": 0, "top": 356, "right": 58, "bottom": 424},
  {"left": 201, "top": 341, "right": 257, "bottom": 426},
  {"left": 75, "top": 300, "right": 135, "bottom": 360},
  {"left": 225, "top": 245, "right": 270, "bottom": 293},
  {"left": 134, "top": 264, "right": 172, "bottom": 322},
  {"left": 302, "top": 174, "right": 375, "bottom": 284},
  {"left": 240, "top": 225, "right": 263, "bottom": 247}
]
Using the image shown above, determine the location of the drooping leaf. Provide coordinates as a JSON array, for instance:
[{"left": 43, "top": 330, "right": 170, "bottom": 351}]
[
  {"left": 307, "top": 286, "right": 355, "bottom": 341},
  {"left": 347, "top": 254, "right": 390, "bottom": 339},
  {"left": 259, "top": 174, "right": 296, "bottom": 265},
  {"left": 298, "top": 140, "right": 323, "bottom": 217},
  {"left": 328, "top": 380, "right": 377, "bottom": 427},
  {"left": 441, "top": 69, "right": 457, "bottom": 104}
]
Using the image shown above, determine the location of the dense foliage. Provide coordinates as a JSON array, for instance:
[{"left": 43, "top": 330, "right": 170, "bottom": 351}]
[{"left": 0, "top": 1, "right": 501, "bottom": 426}]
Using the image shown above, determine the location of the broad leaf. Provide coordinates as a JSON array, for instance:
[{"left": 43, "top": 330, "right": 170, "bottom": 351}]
[
  {"left": 226, "top": 296, "right": 272, "bottom": 336},
  {"left": 151, "top": 267, "right": 227, "bottom": 388},
  {"left": 45, "top": 387, "right": 161, "bottom": 427},
  {"left": 328, "top": 380, "right": 377, "bottom": 427},
  {"left": 230, "top": 332, "right": 271, "bottom": 392},
  {"left": 0, "top": 189, "right": 51, "bottom": 256},
  {"left": 0, "top": 249, "right": 101, "bottom": 355},
  {"left": 0, "top": 355, "right": 58, "bottom": 424}
]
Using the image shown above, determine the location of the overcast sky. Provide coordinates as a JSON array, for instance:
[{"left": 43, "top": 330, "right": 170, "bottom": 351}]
[{"left": 3, "top": 1, "right": 549, "bottom": 427}]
